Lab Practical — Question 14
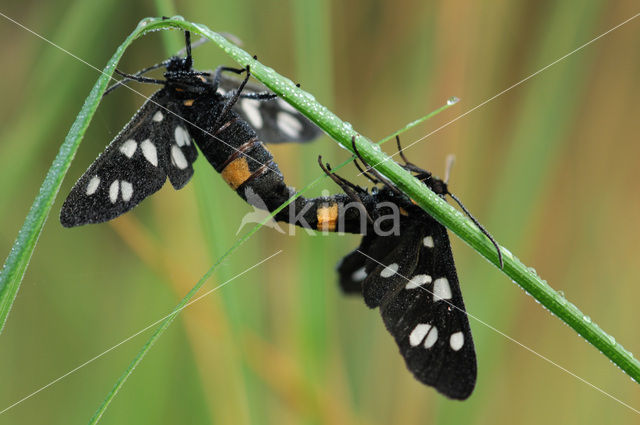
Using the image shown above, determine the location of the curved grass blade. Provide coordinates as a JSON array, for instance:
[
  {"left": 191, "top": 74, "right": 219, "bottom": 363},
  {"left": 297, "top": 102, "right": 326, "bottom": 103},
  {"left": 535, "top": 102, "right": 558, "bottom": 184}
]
[
  {"left": 0, "top": 19, "right": 160, "bottom": 333},
  {"left": 87, "top": 243, "right": 281, "bottom": 425}
]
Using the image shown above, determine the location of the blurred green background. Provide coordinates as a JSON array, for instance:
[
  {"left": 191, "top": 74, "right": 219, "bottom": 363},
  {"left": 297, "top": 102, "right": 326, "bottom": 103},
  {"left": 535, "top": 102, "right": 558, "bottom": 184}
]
[{"left": 1, "top": 1, "right": 639, "bottom": 424}]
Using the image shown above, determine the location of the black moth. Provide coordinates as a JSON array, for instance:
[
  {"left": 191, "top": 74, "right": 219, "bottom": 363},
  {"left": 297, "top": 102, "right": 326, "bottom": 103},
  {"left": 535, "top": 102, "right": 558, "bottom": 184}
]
[
  {"left": 319, "top": 138, "right": 500, "bottom": 400},
  {"left": 60, "top": 32, "right": 321, "bottom": 227},
  {"left": 59, "top": 28, "right": 495, "bottom": 400}
]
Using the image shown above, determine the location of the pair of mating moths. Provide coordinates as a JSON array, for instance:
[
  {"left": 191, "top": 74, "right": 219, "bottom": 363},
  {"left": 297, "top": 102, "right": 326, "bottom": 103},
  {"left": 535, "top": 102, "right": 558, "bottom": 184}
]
[{"left": 61, "top": 31, "right": 477, "bottom": 400}]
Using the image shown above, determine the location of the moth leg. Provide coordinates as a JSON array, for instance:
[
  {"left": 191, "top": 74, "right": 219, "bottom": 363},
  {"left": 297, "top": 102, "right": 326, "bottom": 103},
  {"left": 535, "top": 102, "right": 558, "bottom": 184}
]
[
  {"left": 352, "top": 156, "right": 380, "bottom": 185},
  {"left": 105, "top": 31, "right": 199, "bottom": 97},
  {"left": 113, "top": 69, "right": 166, "bottom": 86},
  {"left": 176, "top": 35, "right": 209, "bottom": 57},
  {"left": 183, "top": 30, "right": 193, "bottom": 69},
  {"left": 235, "top": 91, "right": 277, "bottom": 101},
  {"left": 212, "top": 65, "right": 253, "bottom": 130},
  {"left": 395, "top": 136, "right": 424, "bottom": 172},
  {"left": 211, "top": 65, "right": 247, "bottom": 91},
  {"left": 104, "top": 60, "right": 171, "bottom": 96},
  {"left": 393, "top": 135, "right": 435, "bottom": 186},
  {"left": 318, "top": 156, "right": 373, "bottom": 224},
  {"left": 350, "top": 137, "right": 404, "bottom": 197}
]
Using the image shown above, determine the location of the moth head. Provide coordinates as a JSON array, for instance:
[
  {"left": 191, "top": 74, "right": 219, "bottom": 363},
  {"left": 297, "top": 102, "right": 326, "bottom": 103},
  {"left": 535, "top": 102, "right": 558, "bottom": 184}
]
[
  {"left": 163, "top": 61, "right": 210, "bottom": 96},
  {"left": 424, "top": 176, "right": 448, "bottom": 197},
  {"left": 165, "top": 55, "right": 191, "bottom": 73}
]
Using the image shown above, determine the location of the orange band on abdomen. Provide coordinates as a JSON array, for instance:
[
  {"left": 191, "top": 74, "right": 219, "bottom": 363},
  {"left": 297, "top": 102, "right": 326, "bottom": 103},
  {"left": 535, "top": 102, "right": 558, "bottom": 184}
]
[
  {"left": 317, "top": 203, "right": 338, "bottom": 231},
  {"left": 221, "top": 157, "right": 252, "bottom": 190}
]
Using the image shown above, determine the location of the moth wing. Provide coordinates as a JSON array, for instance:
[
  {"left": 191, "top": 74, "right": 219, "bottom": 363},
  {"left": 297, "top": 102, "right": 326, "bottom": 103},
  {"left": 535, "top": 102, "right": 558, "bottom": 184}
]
[
  {"left": 156, "top": 98, "right": 198, "bottom": 189},
  {"left": 218, "top": 74, "right": 322, "bottom": 143},
  {"left": 376, "top": 218, "right": 477, "bottom": 399},
  {"left": 60, "top": 90, "right": 196, "bottom": 227},
  {"left": 349, "top": 218, "right": 476, "bottom": 399},
  {"left": 337, "top": 232, "right": 404, "bottom": 295}
]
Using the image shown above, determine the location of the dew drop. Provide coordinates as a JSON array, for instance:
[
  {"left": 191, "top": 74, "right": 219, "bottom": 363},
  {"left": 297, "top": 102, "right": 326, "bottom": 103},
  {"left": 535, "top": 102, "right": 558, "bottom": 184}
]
[
  {"left": 608, "top": 335, "right": 616, "bottom": 345},
  {"left": 447, "top": 96, "right": 460, "bottom": 105},
  {"left": 583, "top": 315, "right": 592, "bottom": 324}
]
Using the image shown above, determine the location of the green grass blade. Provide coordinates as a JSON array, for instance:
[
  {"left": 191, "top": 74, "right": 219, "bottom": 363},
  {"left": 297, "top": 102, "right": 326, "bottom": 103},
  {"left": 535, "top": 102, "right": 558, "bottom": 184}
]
[
  {"left": 0, "top": 19, "right": 156, "bottom": 334},
  {"left": 87, "top": 244, "right": 281, "bottom": 425},
  {"left": 292, "top": 0, "right": 334, "bottom": 403}
]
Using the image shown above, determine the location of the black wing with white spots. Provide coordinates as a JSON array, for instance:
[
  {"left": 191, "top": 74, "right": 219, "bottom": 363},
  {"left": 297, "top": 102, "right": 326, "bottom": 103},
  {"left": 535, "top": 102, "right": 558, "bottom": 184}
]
[
  {"left": 338, "top": 217, "right": 476, "bottom": 400},
  {"left": 337, "top": 232, "right": 405, "bottom": 295},
  {"left": 60, "top": 90, "right": 197, "bottom": 227},
  {"left": 218, "top": 75, "right": 322, "bottom": 143}
]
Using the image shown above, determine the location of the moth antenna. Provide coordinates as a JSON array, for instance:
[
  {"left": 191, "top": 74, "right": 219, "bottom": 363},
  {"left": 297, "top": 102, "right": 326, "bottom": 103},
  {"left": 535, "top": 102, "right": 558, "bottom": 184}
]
[
  {"left": 448, "top": 191, "right": 503, "bottom": 268},
  {"left": 444, "top": 154, "right": 456, "bottom": 185},
  {"left": 318, "top": 156, "right": 373, "bottom": 224}
]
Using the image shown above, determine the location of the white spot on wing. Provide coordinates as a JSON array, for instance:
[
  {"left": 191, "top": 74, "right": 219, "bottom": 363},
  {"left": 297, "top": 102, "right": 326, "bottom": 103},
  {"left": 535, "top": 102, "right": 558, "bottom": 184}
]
[
  {"left": 174, "top": 125, "right": 191, "bottom": 146},
  {"left": 119, "top": 139, "right": 137, "bottom": 158},
  {"left": 171, "top": 145, "right": 188, "bottom": 169},
  {"left": 433, "top": 277, "right": 452, "bottom": 301},
  {"left": 241, "top": 99, "right": 262, "bottom": 128},
  {"left": 86, "top": 175, "right": 100, "bottom": 195},
  {"left": 153, "top": 111, "right": 164, "bottom": 122},
  {"left": 277, "top": 112, "right": 303, "bottom": 138},
  {"left": 409, "top": 323, "right": 431, "bottom": 347},
  {"left": 423, "top": 325, "right": 438, "bottom": 348},
  {"left": 450, "top": 332, "right": 464, "bottom": 351},
  {"left": 140, "top": 139, "right": 158, "bottom": 166},
  {"left": 380, "top": 263, "right": 399, "bottom": 278},
  {"left": 405, "top": 274, "right": 432, "bottom": 289},
  {"left": 423, "top": 236, "right": 434, "bottom": 248},
  {"left": 278, "top": 98, "right": 298, "bottom": 113},
  {"left": 351, "top": 266, "right": 367, "bottom": 282},
  {"left": 120, "top": 181, "right": 133, "bottom": 202},
  {"left": 109, "top": 180, "right": 119, "bottom": 203}
]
